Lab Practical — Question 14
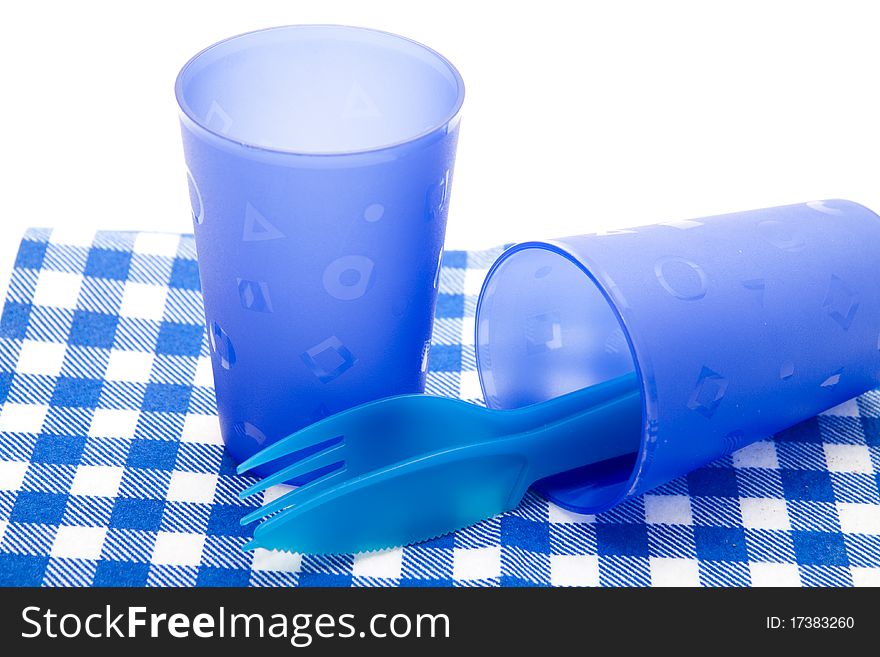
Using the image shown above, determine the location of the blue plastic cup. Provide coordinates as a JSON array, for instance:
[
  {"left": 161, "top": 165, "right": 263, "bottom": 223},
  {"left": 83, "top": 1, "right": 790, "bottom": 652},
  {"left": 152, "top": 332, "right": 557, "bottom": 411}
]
[
  {"left": 475, "top": 200, "right": 880, "bottom": 513},
  {"left": 175, "top": 26, "right": 464, "bottom": 471}
]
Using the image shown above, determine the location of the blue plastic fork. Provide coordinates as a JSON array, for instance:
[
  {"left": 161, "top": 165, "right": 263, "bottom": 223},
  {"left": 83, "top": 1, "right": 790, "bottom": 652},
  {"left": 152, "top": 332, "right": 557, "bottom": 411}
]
[
  {"left": 237, "top": 374, "right": 641, "bottom": 554},
  {"left": 237, "top": 373, "right": 636, "bottom": 521}
]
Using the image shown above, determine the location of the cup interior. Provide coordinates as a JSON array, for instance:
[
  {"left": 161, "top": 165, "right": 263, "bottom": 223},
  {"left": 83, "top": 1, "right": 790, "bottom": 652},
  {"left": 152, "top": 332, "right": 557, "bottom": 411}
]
[
  {"left": 476, "top": 245, "right": 642, "bottom": 511},
  {"left": 176, "top": 25, "right": 464, "bottom": 154}
]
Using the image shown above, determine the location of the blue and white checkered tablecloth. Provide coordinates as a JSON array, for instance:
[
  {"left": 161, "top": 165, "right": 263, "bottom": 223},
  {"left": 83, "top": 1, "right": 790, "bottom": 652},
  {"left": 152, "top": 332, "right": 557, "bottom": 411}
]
[{"left": 0, "top": 228, "right": 878, "bottom": 587}]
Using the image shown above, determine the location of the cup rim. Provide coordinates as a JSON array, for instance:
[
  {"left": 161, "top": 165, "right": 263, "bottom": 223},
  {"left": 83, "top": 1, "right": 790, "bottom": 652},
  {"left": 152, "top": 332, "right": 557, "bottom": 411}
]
[
  {"left": 474, "top": 240, "right": 652, "bottom": 513},
  {"left": 174, "top": 24, "right": 466, "bottom": 158}
]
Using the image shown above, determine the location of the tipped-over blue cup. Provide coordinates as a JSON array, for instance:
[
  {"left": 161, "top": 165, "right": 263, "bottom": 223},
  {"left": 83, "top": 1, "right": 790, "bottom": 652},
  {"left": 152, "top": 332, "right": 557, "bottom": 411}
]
[
  {"left": 175, "top": 26, "right": 464, "bottom": 472},
  {"left": 475, "top": 200, "right": 880, "bottom": 513}
]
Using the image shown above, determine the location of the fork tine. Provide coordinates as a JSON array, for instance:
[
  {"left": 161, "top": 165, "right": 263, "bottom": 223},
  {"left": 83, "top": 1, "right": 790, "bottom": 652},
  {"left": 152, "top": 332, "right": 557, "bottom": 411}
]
[
  {"left": 239, "top": 443, "right": 345, "bottom": 499},
  {"left": 240, "top": 467, "right": 345, "bottom": 525},
  {"left": 236, "top": 422, "right": 346, "bottom": 475}
]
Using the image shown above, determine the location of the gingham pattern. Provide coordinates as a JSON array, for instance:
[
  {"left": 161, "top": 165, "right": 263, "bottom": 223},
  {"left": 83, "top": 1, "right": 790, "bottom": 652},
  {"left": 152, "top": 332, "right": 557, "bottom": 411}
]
[{"left": 0, "top": 229, "right": 878, "bottom": 587}]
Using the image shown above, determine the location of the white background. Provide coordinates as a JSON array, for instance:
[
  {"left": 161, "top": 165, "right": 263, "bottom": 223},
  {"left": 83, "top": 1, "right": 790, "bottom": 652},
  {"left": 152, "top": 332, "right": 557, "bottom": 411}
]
[{"left": 1, "top": 1, "right": 879, "bottom": 285}]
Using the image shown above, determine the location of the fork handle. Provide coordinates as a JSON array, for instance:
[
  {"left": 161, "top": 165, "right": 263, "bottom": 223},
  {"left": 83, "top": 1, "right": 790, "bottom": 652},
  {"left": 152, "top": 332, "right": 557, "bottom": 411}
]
[
  {"left": 517, "top": 388, "right": 643, "bottom": 484},
  {"left": 491, "top": 371, "right": 639, "bottom": 432}
]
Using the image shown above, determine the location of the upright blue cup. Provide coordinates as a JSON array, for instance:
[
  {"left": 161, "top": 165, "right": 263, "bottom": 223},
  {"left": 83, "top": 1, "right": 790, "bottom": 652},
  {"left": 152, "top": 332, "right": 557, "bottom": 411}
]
[
  {"left": 175, "top": 26, "right": 464, "bottom": 471},
  {"left": 476, "top": 200, "right": 880, "bottom": 513}
]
